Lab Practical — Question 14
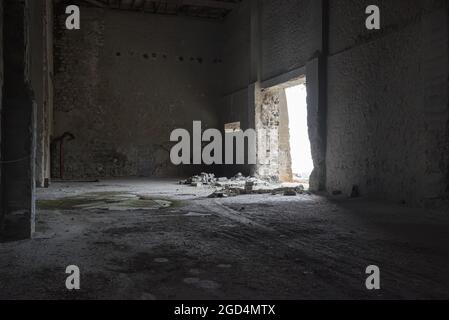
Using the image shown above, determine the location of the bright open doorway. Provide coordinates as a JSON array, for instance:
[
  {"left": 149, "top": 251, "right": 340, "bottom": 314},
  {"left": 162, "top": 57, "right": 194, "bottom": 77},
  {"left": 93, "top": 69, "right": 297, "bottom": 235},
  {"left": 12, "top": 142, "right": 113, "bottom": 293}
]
[{"left": 285, "top": 83, "right": 313, "bottom": 187}]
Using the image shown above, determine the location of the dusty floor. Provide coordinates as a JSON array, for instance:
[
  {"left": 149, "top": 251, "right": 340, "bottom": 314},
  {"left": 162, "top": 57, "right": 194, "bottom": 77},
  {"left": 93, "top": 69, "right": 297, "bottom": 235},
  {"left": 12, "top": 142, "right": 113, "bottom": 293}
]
[{"left": 0, "top": 179, "right": 449, "bottom": 300}]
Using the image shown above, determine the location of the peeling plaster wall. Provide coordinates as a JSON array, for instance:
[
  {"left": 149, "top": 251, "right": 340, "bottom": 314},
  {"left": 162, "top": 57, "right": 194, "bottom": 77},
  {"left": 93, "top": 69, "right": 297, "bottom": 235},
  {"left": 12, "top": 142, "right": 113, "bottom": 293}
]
[
  {"left": 54, "top": 7, "right": 223, "bottom": 179},
  {"left": 326, "top": 0, "right": 449, "bottom": 205}
]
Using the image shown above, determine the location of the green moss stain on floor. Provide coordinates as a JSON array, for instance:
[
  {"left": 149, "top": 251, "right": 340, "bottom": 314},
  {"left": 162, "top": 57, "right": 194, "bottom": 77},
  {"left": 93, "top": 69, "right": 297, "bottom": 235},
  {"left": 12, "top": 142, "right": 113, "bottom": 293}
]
[{"left": 37, "top": 192, "right": 181, "bottom": 211}]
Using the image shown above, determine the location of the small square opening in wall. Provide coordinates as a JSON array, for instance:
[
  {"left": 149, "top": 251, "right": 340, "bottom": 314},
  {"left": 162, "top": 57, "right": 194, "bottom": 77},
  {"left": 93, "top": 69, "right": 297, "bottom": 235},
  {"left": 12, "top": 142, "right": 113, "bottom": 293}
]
[{"left": 224, "top": 122, "right": 242, "bottom": 133}]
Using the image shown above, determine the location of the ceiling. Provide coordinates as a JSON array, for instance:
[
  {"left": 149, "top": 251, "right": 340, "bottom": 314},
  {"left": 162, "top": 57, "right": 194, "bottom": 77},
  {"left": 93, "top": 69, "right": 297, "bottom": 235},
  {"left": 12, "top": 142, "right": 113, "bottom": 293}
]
[{"left": 81, "top": 0, "right": 242, "bottom": 19}]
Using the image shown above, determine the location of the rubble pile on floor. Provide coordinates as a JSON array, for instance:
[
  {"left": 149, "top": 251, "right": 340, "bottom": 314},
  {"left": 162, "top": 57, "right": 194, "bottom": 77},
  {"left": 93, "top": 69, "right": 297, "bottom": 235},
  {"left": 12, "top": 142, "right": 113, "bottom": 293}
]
[{"left": 180, "top": 172, "right": 307, "bottom": 198}]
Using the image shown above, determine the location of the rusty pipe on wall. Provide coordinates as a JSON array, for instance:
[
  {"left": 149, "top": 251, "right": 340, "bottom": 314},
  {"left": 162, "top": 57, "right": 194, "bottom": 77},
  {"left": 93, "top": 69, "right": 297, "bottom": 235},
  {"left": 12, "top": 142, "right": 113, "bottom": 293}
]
[{"left": 51, "top": 132, "right": 75, "bottom": 180}]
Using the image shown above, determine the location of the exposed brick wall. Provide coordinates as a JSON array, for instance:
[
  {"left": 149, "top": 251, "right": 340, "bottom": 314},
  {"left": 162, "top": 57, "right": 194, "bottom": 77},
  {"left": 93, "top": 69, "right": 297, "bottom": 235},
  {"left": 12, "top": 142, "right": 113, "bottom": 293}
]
[{"left": 53, "top": 6, "right": 223, "bottom": 179}]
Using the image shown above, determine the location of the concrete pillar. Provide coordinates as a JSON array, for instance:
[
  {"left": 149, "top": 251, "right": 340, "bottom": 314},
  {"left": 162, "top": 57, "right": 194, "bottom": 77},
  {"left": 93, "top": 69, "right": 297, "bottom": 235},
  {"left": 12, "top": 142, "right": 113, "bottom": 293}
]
[
  {"left": 308, "top": 0, "right": 328, "bottom": 192},
  {"left": 32, "top": 0, "right": 53, "bottom": 188},
  {"left": 1, "top": 0, "right": 36, "bottom": 241},
  {"left": 30, "top": 0, "right": 45, "bottom": 188},
  {"left": 307, "top": 57, "right": 327, "bottom": 191},
  {"left": 43, "top": 0, "right": 54, "bottom": 188}
]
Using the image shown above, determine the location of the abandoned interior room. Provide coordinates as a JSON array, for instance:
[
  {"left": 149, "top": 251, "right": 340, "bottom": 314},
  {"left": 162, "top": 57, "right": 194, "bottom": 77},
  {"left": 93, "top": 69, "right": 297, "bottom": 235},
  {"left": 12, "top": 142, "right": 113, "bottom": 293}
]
[{"left": 0, "top": 0, "right": 449, "bottom": 300}]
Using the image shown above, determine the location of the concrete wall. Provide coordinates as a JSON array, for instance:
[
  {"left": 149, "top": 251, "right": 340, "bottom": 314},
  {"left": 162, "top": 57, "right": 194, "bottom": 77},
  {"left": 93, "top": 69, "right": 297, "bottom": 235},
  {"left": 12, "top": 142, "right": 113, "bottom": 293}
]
[
  {"left": 220, "top": 0, "right": 324, "bottom": 180},
  {"left": 249, "top": 0, "right": 449, "bottom": 204},
  {"left": 260, "top": 0, "right": 322, "bottom": 81},
  {"left": 257, "top": 0, "right": 325, "bottom": 186},
  {"left": 51, "top": 1, "right": 449, "bottom": 206},
  {"left": 326, "top": 0, "right": 449, "bottom": 205},
  {"left": 223, "top": 0, "right": 251, "bottom": 95},
  {"left": 53, "top": 6, "right": 223, "bottom": 179},
  {"left": 219, "top": 1, "right": 252, "bottom": 177}
]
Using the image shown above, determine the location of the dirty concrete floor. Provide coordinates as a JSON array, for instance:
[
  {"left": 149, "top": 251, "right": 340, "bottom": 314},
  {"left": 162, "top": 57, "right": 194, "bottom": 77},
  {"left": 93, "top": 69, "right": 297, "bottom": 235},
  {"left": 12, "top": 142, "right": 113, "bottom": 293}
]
[{"left": 1, "top": 179, "right": 449, "bottom": 300}]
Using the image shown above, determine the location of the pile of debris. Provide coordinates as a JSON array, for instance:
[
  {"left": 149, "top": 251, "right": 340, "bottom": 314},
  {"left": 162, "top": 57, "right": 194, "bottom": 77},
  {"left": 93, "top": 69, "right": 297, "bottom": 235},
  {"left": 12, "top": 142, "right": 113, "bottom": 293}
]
[
  {"left": 179, "top": 172, "right": 308, "bottom": 198},
  {"left": 179, "top": 172, "right": 217, "bottom": 187},
  {"left": 208, "top": 184, "right": 306, "bottom": 198}
]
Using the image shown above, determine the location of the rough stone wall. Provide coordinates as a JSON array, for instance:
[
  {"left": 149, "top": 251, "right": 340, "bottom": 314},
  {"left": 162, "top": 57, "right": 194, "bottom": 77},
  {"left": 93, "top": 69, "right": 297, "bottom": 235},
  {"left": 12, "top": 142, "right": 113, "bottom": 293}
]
[
  {"left": 254, "top": 87, "right": 292, "bottom": 182},
  {"left": 53, "top": 7, "right": 223, "bottom": 179},
  {"left": 326, "top": 0, "right": 449, "bottom": 205},
  {"left": 278, "top": 90, "right": 293, "bottom": 182},
  {"left": 255, "top": 89, "right": 281, "bottom": 180}
]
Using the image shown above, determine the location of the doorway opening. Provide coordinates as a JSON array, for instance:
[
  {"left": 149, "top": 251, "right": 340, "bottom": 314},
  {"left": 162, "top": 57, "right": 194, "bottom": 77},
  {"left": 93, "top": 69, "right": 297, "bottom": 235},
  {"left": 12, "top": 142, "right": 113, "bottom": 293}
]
[
  {"left": 285, "top": 83, "right": 313, "bottom": 188},
  {"left": 255, "top": 76, "right": 313, "bottom": 188}
]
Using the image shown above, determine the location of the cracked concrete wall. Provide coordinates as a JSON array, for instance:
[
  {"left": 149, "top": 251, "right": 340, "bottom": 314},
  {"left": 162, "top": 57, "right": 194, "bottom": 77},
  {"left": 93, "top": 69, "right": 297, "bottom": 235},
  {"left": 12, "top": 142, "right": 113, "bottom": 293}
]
[
  {"left": 53, "top": 6, "right": 223, "bottom": 179},
  {"left": 326, "top": 0, "right": 449, "bottom": 205}
]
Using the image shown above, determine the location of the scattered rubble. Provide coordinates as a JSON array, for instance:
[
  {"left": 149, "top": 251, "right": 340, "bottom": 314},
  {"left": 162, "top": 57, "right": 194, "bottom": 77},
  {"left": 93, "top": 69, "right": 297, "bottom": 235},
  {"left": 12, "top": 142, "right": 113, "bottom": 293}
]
[
  {"left": 180, "top": 172, "right": 308, "bottom": 198},
  {"left": 283, "top": 189, "right": 297, "bottom": 196},
  {"left": 179, "top": 172, "right": 217, "bottom": 186}
]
